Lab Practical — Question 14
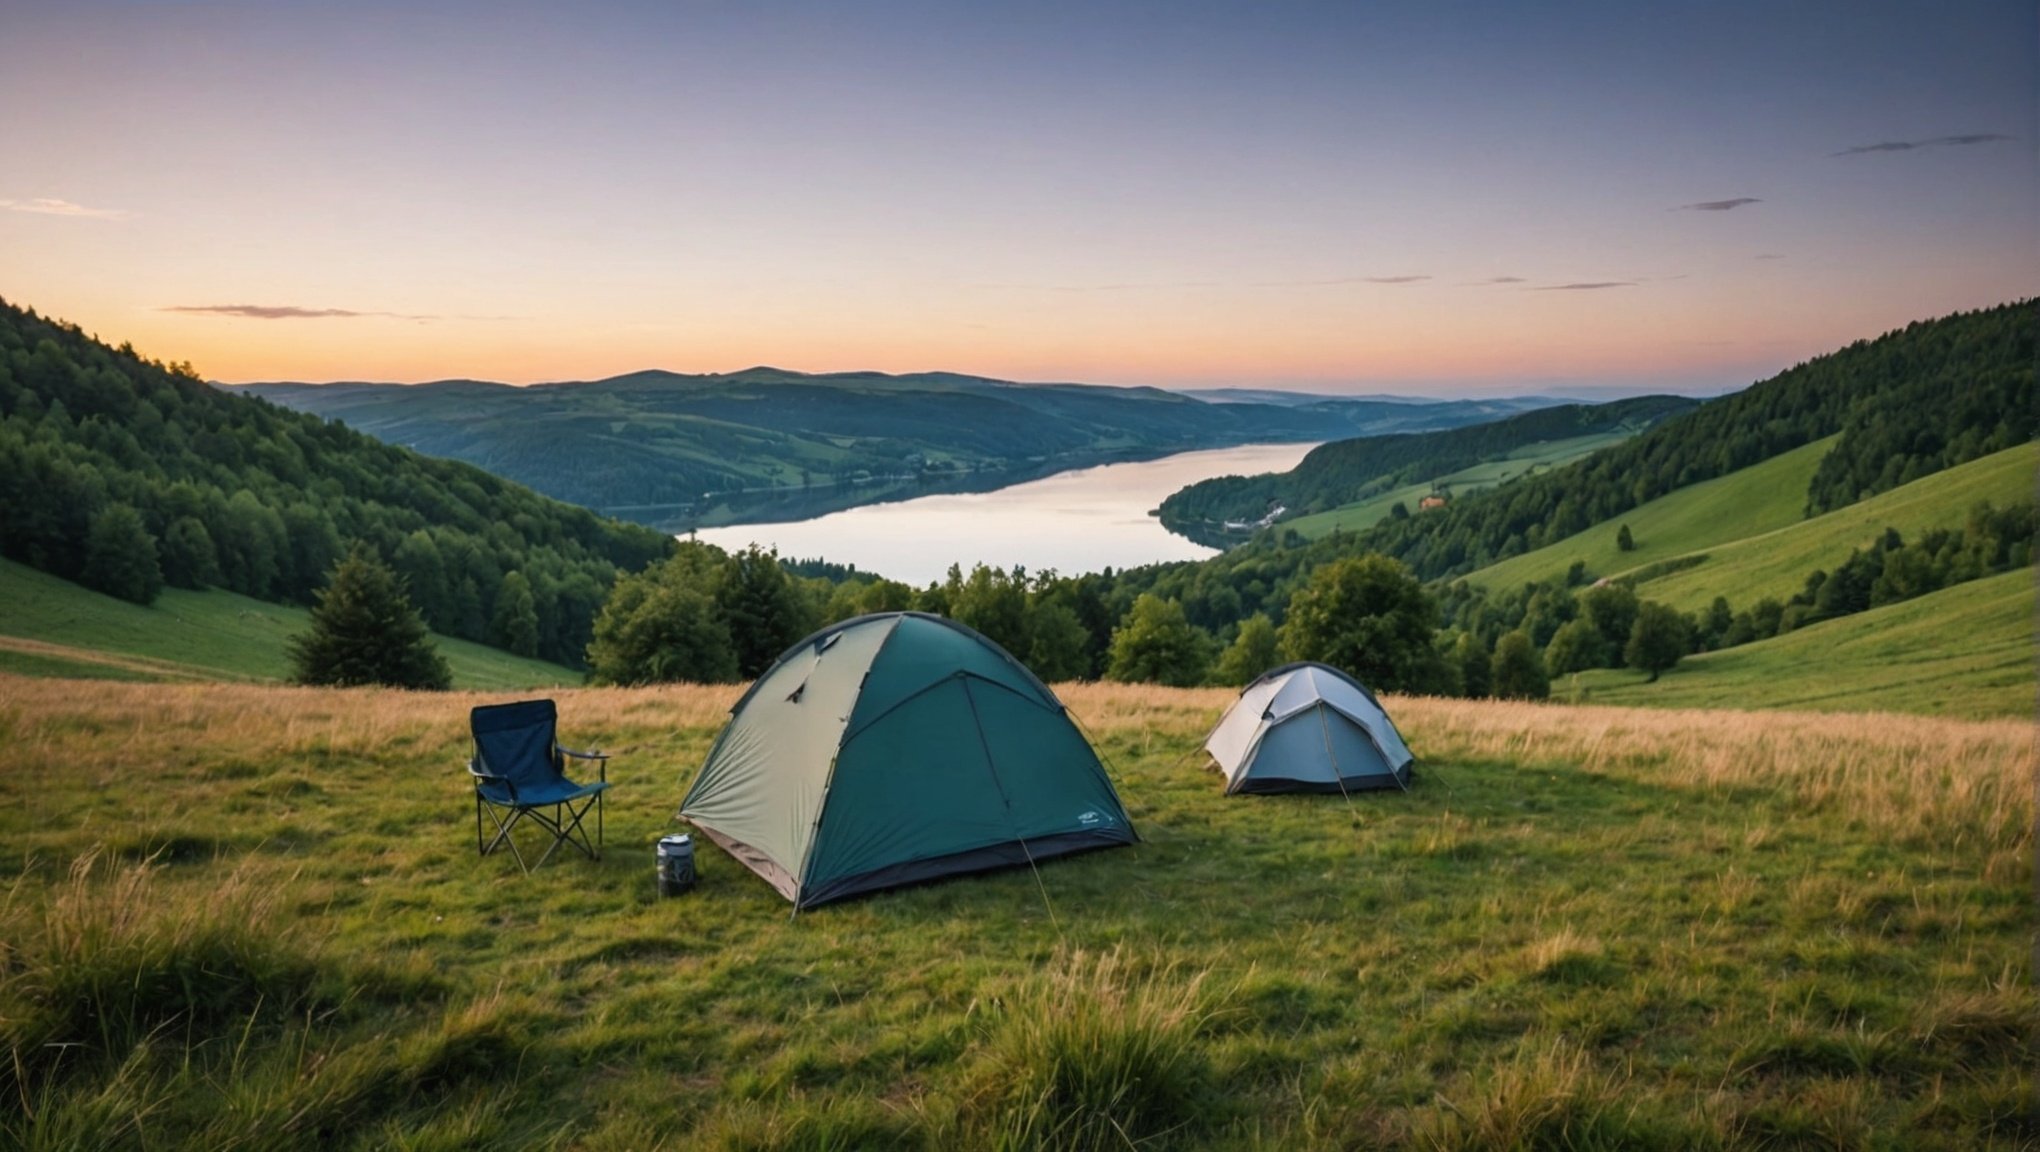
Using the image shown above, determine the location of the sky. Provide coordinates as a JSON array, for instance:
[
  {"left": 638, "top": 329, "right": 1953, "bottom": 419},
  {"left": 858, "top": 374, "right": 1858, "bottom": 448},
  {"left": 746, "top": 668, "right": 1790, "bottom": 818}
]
[{"left": 0, "top": 0, "right": 2031, "bottom": 396}]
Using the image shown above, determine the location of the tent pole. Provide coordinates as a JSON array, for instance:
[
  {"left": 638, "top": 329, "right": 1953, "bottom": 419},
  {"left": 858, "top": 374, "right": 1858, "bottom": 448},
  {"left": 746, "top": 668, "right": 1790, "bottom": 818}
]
[
  {"left": 962, "top": 678, "right": 1064, "bottom": 938},
  {"left": 1316, "top": 705, "right": 1363, "bottom": 825}
]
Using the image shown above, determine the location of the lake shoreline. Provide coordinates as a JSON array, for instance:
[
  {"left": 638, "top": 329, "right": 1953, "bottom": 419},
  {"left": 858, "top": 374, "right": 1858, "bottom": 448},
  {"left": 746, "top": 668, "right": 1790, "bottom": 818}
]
[
  {"left": 693, "top": 442, "right": 1320, "bottom": 584},
  {"left": 639, "top": 436, "right": 1324, "bottom": 533}
]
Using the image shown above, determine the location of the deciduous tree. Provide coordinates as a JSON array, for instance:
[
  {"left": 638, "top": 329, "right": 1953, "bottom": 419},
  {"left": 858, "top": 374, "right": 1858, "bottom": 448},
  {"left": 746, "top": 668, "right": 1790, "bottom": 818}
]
[{"left": 1278, "top": 554, "right": 1436, "bottom": 692}]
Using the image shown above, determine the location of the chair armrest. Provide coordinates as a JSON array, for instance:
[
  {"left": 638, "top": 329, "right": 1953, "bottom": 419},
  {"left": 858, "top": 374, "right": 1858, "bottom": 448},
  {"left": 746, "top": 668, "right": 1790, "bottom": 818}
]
[
  {"left": 468, "top": 759, "right": 518, "bottom": 801},
  {"left": 561, "top": 747, "right": 608, "bottom": 783}
]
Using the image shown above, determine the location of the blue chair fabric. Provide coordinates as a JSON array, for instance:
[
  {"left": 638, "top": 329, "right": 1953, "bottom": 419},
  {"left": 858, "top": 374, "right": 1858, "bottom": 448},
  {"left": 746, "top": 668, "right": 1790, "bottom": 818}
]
[{"left": 468, "top": 699, "right": 610, "bottom": 870}]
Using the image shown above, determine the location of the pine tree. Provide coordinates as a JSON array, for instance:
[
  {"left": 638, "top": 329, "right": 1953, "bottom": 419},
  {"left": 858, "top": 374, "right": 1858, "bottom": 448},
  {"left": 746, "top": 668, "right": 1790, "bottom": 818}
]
[
  {"left": 1616, "top": 523, "right": 1635, "bottom": 552},
  {"left": 287, "top": 545, "right": 452, "bottom": 689}
]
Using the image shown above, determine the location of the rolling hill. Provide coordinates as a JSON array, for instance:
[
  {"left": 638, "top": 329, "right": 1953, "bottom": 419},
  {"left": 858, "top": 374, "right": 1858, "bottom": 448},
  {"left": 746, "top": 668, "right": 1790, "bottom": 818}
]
[
  {"left": 1279, "top": 429, "right": 1640, "bottom": 539},
  {"left": 236, "top": 371, "right": 1555, "bottom": 531},
  {"left": 0, "top": 556, "right": 579, "bottom": 688},
  {"left": 1312, "top": 300, "right": 2031, "bottom": 582},
  {"left": 1464, "top": 435, "right": 1841, "bottom": 593},
  {"left": 1157, "top": 394, "right": 1695, "bottom": 546},
  {"left": 0, "top": 297, "right": 682, "bottom": 670},
  {"left": 1561, "top": 568, "right": 2032, "bottom": 718}
]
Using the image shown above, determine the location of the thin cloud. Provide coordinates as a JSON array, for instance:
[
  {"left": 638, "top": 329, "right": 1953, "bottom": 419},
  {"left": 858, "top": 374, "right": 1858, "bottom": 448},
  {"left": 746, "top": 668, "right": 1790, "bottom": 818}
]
[
  {"left": 1832, "top": 133, "right": 2011, "bottom": 156},
  {"left": 1465, "top": 275, "right": 1526, "bottom": 285},
  {"left": 163, "top": 304, "right": 439, "bottom": 321},
  {"left": 1675, "top": 197, "right": 1761, "bottom": 212},
  {"left": 1531, "top": 281, "right": 1637, "bottom": 291},
  {"left": 1755, "top": 253, "right": 1786, "bottom": 261},
  {"left": 0, "top": 197, "right": 130, "bottom": 219},
  {"left": 1247, "top": 274, "right": 1431, "bottom": 287}
]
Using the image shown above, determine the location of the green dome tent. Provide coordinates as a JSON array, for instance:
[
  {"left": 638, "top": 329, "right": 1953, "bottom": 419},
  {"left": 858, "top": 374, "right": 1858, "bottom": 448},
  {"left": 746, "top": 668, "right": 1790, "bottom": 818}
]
[{"left": 679, "top": 612, "right": 1136, "bottom": 909}]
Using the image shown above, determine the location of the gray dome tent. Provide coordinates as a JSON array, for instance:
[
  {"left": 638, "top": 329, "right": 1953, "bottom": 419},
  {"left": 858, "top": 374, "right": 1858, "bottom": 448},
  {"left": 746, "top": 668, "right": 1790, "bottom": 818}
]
[
  {"left": 1204, "top": 662, "right": 1414, "bottom": 794},
  {"left": 680, "top": 612, "right": 1136, "bottom": 908}
]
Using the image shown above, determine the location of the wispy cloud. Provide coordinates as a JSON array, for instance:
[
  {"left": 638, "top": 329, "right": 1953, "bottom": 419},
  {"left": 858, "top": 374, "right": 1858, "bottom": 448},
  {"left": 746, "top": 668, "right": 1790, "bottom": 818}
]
[
  {"left": 163, "top": 304, "right": 438, "bottom": 321},
  {"left": 1247, "top": 274, "right": 1431, "bottom": 288},
  {"left": 1530, "top": 281, "right": 1637, "bottom": 291},
  {"left": 1674, "top": 197, "right": 1761, "bottom": 212},
  {"left": 1832, "top": 133, "right": 2011, "bottom": 156},
  {"left": 0, "top": 197, "right": 131, "bottom": 220},
  {"left": 1755, "top": 253, "right": 1786, "bottom": 261},
  {"left": 1466, "top": 275, "right": 1526, "bottom": 286}
]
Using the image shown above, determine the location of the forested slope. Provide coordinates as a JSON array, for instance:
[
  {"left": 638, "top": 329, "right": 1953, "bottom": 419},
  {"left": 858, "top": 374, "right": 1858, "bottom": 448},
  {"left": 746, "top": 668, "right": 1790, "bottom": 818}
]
[
  {"left": 1331, "top": 301, "right": 2032, "bottom": 581},
  {"left": 1157, "top": 394, "right": 1694, "bottom": 543},
  {"left": 0, "top": 298, "right": 673, "bottom": 667}
]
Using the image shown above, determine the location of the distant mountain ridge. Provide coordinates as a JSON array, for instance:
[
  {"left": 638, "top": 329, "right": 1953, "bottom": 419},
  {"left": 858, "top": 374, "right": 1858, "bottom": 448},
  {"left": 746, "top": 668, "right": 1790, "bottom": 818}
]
[{"left": 234, "top": 367, "right": 1562, "bottom": 531}]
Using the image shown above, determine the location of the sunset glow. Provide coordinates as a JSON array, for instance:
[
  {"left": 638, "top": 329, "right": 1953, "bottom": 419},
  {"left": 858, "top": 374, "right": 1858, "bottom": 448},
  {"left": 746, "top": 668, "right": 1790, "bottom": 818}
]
[{"left": 2, "top": 1, "right": 2029, "bottom": 394}]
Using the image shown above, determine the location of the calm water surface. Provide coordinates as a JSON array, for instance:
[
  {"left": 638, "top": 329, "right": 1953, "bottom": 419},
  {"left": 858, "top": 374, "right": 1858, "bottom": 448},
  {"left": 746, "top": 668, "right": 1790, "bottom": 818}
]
[{"left": 694, "top": 442, "right": 1317, "bottom": 585}]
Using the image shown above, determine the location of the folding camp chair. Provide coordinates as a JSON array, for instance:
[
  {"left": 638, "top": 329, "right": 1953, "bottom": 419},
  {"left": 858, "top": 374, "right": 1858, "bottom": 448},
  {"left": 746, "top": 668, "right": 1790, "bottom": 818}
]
[{"left": 467, "top": 699, "right": 610, "bottom": 871}]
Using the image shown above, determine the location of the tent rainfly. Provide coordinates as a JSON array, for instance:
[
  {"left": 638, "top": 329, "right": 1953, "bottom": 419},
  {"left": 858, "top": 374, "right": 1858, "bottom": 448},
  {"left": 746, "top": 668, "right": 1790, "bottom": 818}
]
[
  {"left": 679, "top": 612, "right": 1136, "bottom": 909},
  {"left": 1204, "top": 662, "right": 1415, "bottom": 794}
]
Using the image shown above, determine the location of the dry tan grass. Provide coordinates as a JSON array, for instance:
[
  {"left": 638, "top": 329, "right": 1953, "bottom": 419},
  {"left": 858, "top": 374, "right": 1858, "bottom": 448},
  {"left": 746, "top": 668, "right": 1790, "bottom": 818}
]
[{"left": 10, "top": 678, "right": 2027, "bottom": 862}]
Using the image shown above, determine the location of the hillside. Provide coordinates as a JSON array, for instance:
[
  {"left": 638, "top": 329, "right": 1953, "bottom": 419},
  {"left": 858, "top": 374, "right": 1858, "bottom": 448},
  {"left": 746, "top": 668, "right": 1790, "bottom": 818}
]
[
  {"left": 1317, "top": 300, "right": 2031, "bottom": 582},
  {"left": 1613, "top": 442, "right": 2037, "bottom": 612},
  {"left": 1463, "top": 438, "right": 2033, "bottom": 617},
  {"left": 1562, "top": 568, "right": 2032, "bottom": 718},
  {"left": 1280, "top": 429, "right": 1638, "bottom": 539},
  {"left": 0, "top": 557, "right": 579, "bottom": 689},
  {"left": 1157, "top": 394, "right": 1695, "bottom": 546},
  {"left": 2, "top": 680, "right": 2027, "bottom": 1148},
  {"left": 0, "top": 298, "right": 673, "bottom": 668},
  {"left": 1466, "top": 435, "right": 1840, "bottom": 592},
  {"left": 237, "top": 371, "right": 1554, "bottom": 531}
]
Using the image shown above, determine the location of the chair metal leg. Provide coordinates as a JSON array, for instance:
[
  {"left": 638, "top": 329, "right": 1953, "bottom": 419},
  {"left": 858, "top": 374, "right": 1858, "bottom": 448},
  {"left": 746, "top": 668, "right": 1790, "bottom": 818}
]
[{"left": 478, "top": 798, "right": 531, "bottom": 873}]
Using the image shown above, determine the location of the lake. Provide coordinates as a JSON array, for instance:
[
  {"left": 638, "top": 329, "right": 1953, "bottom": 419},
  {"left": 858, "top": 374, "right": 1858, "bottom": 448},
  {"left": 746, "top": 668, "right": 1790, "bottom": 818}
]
[{"left": 693, "top": 442, "right": 1318, "bottom": 585}]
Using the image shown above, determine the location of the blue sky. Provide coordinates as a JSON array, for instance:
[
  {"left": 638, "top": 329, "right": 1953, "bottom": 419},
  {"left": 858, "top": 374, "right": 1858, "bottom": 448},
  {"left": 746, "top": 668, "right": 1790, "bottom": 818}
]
[{"left": 1, "top": 0, "right": 2030, "bottom": 394}]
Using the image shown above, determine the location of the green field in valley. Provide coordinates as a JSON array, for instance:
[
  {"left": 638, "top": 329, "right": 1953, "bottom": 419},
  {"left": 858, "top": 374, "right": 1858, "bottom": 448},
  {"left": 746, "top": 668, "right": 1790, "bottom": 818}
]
[
  {"left": 1466, "top": 436, "right": 1838, "bottom": 592},
  {"left": 1285, "top": 430, "right": 1636, "bottom": 539},
  {"left": 0, "top": 558, "right": 581, "bottom": 691},
  {"left": 1625, "top": 442, "right": 2036, "bottom": 613},
  {"left": 1556, "top": 568, "right": 2033, "bottom": 718}
]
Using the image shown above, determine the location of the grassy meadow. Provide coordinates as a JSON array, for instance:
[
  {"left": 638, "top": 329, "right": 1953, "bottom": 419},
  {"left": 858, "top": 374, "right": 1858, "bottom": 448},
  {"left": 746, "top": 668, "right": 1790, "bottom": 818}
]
[
  {"left": 1560, "top": 569, "right": 2034, "bottom": 719},
  {"left": 1285, "top": 430, "right": 1637, "bottom": 540},
  {"left": 0, "top": 557, "right": 581, "bottom": 690},
  {"left": 2, "top": 676, "right": 2031, "bottom": 1150},
  {"left": 1466, "top": 436, "right": 1837, "bottom": 594},
  {"left": 1466, "top": 440, "right": 2033, "bottom": 614}
]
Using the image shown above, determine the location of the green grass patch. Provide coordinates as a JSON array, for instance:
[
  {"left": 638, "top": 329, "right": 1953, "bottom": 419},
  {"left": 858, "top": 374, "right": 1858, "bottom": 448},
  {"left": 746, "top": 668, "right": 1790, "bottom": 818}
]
[
  {"left": 1288, "top": 430, "right": 1636, "bottom": 538},
  {"left": 1559, "top": 568, "right": 2034, "bottom": 719},
  {"left": 1626, "top": 441, "right": 2037, "bottom": 612},
  {"left": 1468, "top": 435, "right": 1839, "bottom": 593},
  {"left": 0, "top": 680, "right": 2028, "bottom": 1148},
  {"left": 0, "top": 557, "right": 581, "bottom": 691}
]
